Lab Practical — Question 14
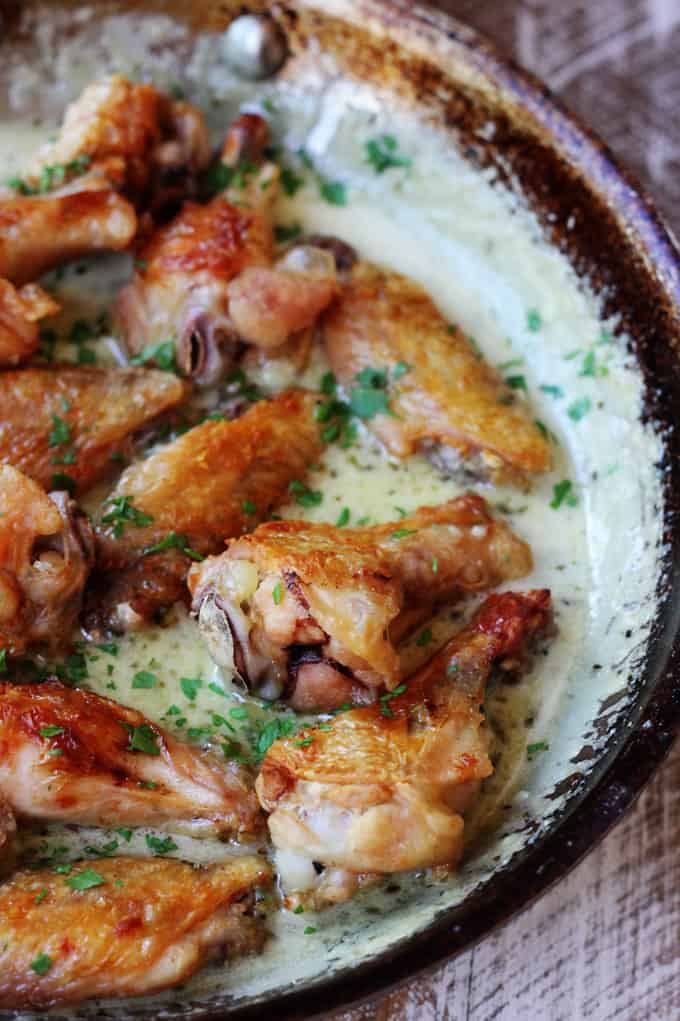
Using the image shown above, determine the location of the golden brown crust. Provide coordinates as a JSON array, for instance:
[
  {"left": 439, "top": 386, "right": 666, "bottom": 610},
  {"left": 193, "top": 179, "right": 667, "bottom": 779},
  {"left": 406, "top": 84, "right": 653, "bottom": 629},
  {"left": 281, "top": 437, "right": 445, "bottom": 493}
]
[
  {"left": 0, "top": 280, "right": 60, "bottom": 367},
  {"left": 0, "top": 680, "right": 262, "bottom": 837},
  {"left": 0, "top": 366, "right": 188, "bottom": 494},
  {"left": 0, "top": 188, "right": 137, "bottom": 285},
  {"left": 0, "top": 855, "right": 270, "bottom": 1008},
  {"left": 322, "top": 261, "right": 552, "bottom": 483},
  {"left": 256, "top": 591, "right": 551, "bottom": 873}
]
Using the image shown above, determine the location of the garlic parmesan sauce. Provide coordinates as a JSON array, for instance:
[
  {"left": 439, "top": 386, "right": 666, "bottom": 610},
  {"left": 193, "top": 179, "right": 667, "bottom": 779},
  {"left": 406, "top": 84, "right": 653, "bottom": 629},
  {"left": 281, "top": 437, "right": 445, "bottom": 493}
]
[{"left": 0, "top": 7, "right": 666, "bottom": 1013}]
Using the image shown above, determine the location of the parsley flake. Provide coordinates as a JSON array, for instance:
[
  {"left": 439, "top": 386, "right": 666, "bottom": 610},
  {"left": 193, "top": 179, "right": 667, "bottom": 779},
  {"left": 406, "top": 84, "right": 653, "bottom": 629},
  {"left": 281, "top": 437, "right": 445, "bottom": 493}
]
[
  {"left": 65, "top": 868, "right": 106, "bottom": 891},
  {"left": 550, "top": 480, "right": 578, "bottom": 509},
  {"left": 31, "top": 952, "right": 53, "bottom": 975},
  {"left": 365, "top": 134, "right": 411, "bottom": 174},
  {"left": 145, "top": 834, "right": 178, "bottom": 855},
  {"left": 101, "top": 496, "right": 153, "bottom": 538},
  {"left": 130, "top": 340, "right": 177, "bottom": 373},
  {"left": 142, "top": 531, "right": 203, "bottom": 561},
  {"left": 132, "top": 670, "right": 157, "bottom": 690}
]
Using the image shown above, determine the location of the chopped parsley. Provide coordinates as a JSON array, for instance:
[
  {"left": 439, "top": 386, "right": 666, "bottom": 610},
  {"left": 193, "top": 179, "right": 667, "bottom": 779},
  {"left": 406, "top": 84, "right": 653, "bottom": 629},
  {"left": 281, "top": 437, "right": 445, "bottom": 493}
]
[
  {"left": 97, "top": 642, "right": 118, "bottom": 656},
  {"left": 289, "top": 479, "right": 323, "bottom": 507},
  {"left": 379, "top": 683, "right": 408, "bottom": 717},
  {"left": 180, "top": 676, "right": 203, "bottom": 701},
  {"left": 280, "top": 166, "right": 304, "bottom": 196},
  {"left": 0, "top": 650, "right": 6, "bottom": 674},
  {"left": 39, "top": 725, "right": 64, "bottom": 738},
  {"left": 142, "top": 531, "right": 203, "bottom": 561},
  {"left": 390, "top": 528, "right": 417, "bottom": 540},
  {"left": 416, "top": 628, "right": 433, "bottom": 647},
  {"left": 274, "top": 222, "right": 302, "bottom": 243},
  {"left": 298, "top": 149, "right": 347, "bottom": 206},
  {"left": 527, "top": 741, "right": 549, "bottom": 758},
  {"left": 505, "top": 374, "right": 527, "bottom": 392},
  {"left": 125, "top": 723, "right": 161, "bottom": 756},
  {"left": 336, "top": 507, "right": 351, "bottom": 527},
  {"left": 132, "top": 670, "right": 157, "bottom": 690},
  {"left": 304, "top": 926, "right": 318, "bottom": 935},
  {"left": 209, "top": 682, "right": 228, "bottom": 698},
  {"left": 272, "top": 580, "right": 284, "bottom": 605},
  {"left": 130, "top": 339, "right": 177, "bottom": 373},
  {"left": 145, "top": 834, "right": 178, "bottom": 855},
  {"left": 320, "top": 371, "right": 337, "bottom": 396},
  {"left": 540, "top": 384, "right": 564, "bottom": 399},
  {"left": 527, "top": 308, "right": 542, "bottom": 332},
  {"left": 255, "top": 717, "right": 296, "bottom": 759},
  {"left": 567, "top": 397, "right": 592, "bottom": 422},
  {"left": 349, "top": 366, "right": 392, "bottom": 420},
  {"left": 579, "top": 349, "right": 608, "bottom": 378},
  {"left": 550, "top": 479, "right": 578, "bottom": 509},
  {"left": 48, "top": 414, "right": 71, "bottom": 448},
  {"left": 293, "top": 904, "right": 305, "bottom": 915},
  {"left": 30, "top": 952, "right": 53, "bottom": 975},
  {"left": 431, "top": 556, "right": 438, "bottom": 573},
  {"left": 116, "top": 828, "right": 133, "bottom": 842},
  {"left": 34, "top": 888, "right": 48, "bottom": 905},
  {"left": 83, "top": 839, "right": 119, "bottom": 857},
  {"left": 101, "top": 496, "right": 153, "bottom": 538},
  {"left": 65, "top": 868, "right": 106, "bottom": 891},
  {"left": 242, "top": 499, "right": 257, "bottom": 515},
  {"left": 364, "top": 134, "right": 411, "bottom": 174}
]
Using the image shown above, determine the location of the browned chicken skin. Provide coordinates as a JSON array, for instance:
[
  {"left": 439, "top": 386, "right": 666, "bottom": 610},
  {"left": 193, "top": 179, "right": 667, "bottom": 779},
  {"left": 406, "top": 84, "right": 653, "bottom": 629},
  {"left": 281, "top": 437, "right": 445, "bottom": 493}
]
[
  {"left": 0, "top": 279, "right": 60, "bottom": 367},
  {"left": 0, "top": 855, "right": 271, "bottom": 1008},
  {"left": 0, "top": 681, "right": 261, "bottom": 837},
  {"left": 24, "top": 73, "right": 212, "bottom": 209},
  {"left": 117, "top": 113, "right": 337, "bottom": 384},
  {"left": 0, "top": 366, "right": 188, "bottom": 494},
  {"left": 0, "top": 174, "right": 138, "bottom": 286},
  {"left": 257, "top": 590, "right": 551, "bottom": 903},
  {"left": 322, "top": 261, "right": 552, "bottom": 486},
  {"left": 0, "top": 466, "right": 94, "bottom": 658},
  {"left": 189, "top": 494, "right": 533, "bottom": 708},
  {"left": 87, "top": 389, "right": 324, "bottom": 633}
]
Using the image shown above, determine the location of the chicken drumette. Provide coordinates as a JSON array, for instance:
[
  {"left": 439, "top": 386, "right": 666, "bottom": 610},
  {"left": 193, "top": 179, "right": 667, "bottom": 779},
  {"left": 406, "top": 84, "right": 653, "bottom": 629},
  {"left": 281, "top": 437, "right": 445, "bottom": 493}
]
[
  {"left": 189, "top": 494, "right": 532, "bottom": 709},
  {"left": 117, "top": 113, "right": 338, "bottom": 384},
  {"left": 257, "top": 590, "right": 551, "bottom": 907}
]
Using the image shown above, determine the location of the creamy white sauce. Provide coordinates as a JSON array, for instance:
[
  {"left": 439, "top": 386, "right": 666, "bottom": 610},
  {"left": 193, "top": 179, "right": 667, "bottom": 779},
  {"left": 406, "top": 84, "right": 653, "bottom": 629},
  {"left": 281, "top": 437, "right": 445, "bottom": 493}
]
[{"left": 0, "top": 6, "right": 666, "bottom": 1015}]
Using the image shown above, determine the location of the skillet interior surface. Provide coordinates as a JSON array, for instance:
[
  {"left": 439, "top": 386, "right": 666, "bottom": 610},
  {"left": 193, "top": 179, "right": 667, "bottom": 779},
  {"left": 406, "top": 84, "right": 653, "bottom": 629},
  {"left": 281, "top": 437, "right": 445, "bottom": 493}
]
[{"left": 0, "top": 1, "right": 679, "bottom": 1018}]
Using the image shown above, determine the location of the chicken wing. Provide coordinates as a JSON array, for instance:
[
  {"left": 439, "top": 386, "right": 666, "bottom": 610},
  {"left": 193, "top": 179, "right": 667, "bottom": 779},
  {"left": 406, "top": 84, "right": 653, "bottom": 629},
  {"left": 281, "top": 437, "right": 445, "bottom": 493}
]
[
  {"left": 87, "top": 389, "right": 324, "bottom": 633},
  {"left": 0, "top": 855, "right": 271, "bottom": 1008},
  {"left": 322, "top": 262, "right": 552, "bottom": 486},
  {"left": 0, "top": 279, "right": 60, "bottom": 367},
  {"left": 189, "top": 494, "right": 532, "bottom": 709},
  {"left": 117, "top": 113, "right": 337, "bottom": 384},
  {"left": 0, "top": 680, "right": 261, "bottom": 837},
  {"left": 0, "top": 366, "right": 188, "bottom": 494},
  {"left": 24, "top": 73, "right": 211, "bottom": 210},
  {"left": 257, "top": 590, "right": 551, "bottom": 901},
  {"left": 0, "top": 173, "right": 137, "bottom": 285},
  {"left": 0, "top": 466, "right": 94, "bottom": 658}
]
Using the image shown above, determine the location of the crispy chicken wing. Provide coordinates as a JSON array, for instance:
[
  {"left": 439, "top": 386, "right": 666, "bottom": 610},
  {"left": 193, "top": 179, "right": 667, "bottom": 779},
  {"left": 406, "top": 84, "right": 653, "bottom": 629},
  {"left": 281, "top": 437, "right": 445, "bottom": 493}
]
[
  {"left": 257, "top": 590, "right": 551, "bottom": 899},
  {"left": 189, "top": 494, "right": 532, "bottom": 708},
  {"left": 0, "top": 680, "right": 261, "bottom": 837},
  {"left": 322, "top": 262, "right": 552, "bottom": 486},
  {"left": 0, "top": 279, "right": 60, "bottom": 367},
  {"left": 24, "top": 74, "right": 211, "bottom": 209},
  {"left": 0, "top": 366, "right": 188, "bottom": 494},
  {"left": 87, "top": 389, "right": 323, "bottom": 633},
  {"left": 0, "top": 855, "right": 271, "bottom": 1008},
  {"left": 117, "top": 114, "right": 337, "bottom": 384},
  {"left": 0, "top": 466, "right": 94, "bottom": 658},
  {"left": 0, "top": 174, "right": 137, "bottom": 285}
]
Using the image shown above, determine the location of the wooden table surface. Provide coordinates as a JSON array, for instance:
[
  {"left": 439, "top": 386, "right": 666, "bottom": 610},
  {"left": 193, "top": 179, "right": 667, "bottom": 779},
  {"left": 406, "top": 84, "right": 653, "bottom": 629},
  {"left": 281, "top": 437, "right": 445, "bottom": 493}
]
[{"left": 338, "top": 2, "right": 680, "bottom": 1018}]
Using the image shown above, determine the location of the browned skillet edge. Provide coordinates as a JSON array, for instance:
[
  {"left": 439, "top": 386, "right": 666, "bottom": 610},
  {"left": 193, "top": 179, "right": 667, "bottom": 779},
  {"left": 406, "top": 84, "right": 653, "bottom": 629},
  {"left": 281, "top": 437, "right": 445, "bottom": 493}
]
[{"left": 1, "top": 1, "right": 680, "bottom": 1018}]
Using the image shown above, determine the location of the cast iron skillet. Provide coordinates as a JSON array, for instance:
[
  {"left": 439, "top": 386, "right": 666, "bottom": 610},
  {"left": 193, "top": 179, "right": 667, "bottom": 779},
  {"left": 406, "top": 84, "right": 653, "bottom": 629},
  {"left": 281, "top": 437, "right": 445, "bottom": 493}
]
[{"left": 3, "top": 0, "right": 680, "bottom": 1017}]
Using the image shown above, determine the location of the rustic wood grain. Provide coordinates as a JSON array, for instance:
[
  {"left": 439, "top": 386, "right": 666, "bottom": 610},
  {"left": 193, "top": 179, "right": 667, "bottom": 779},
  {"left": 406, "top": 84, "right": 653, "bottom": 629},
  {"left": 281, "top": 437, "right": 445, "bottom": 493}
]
[{"left": 336, "top": 2, "right": 680, "bottom": 1018}]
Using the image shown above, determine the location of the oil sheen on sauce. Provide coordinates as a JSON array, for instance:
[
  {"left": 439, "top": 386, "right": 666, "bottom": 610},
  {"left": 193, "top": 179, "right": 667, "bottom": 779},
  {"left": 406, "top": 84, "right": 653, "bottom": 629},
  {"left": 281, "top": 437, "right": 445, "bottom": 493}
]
[{"left": 0, "top": 7, "right": 665, "bottom": 1008}]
